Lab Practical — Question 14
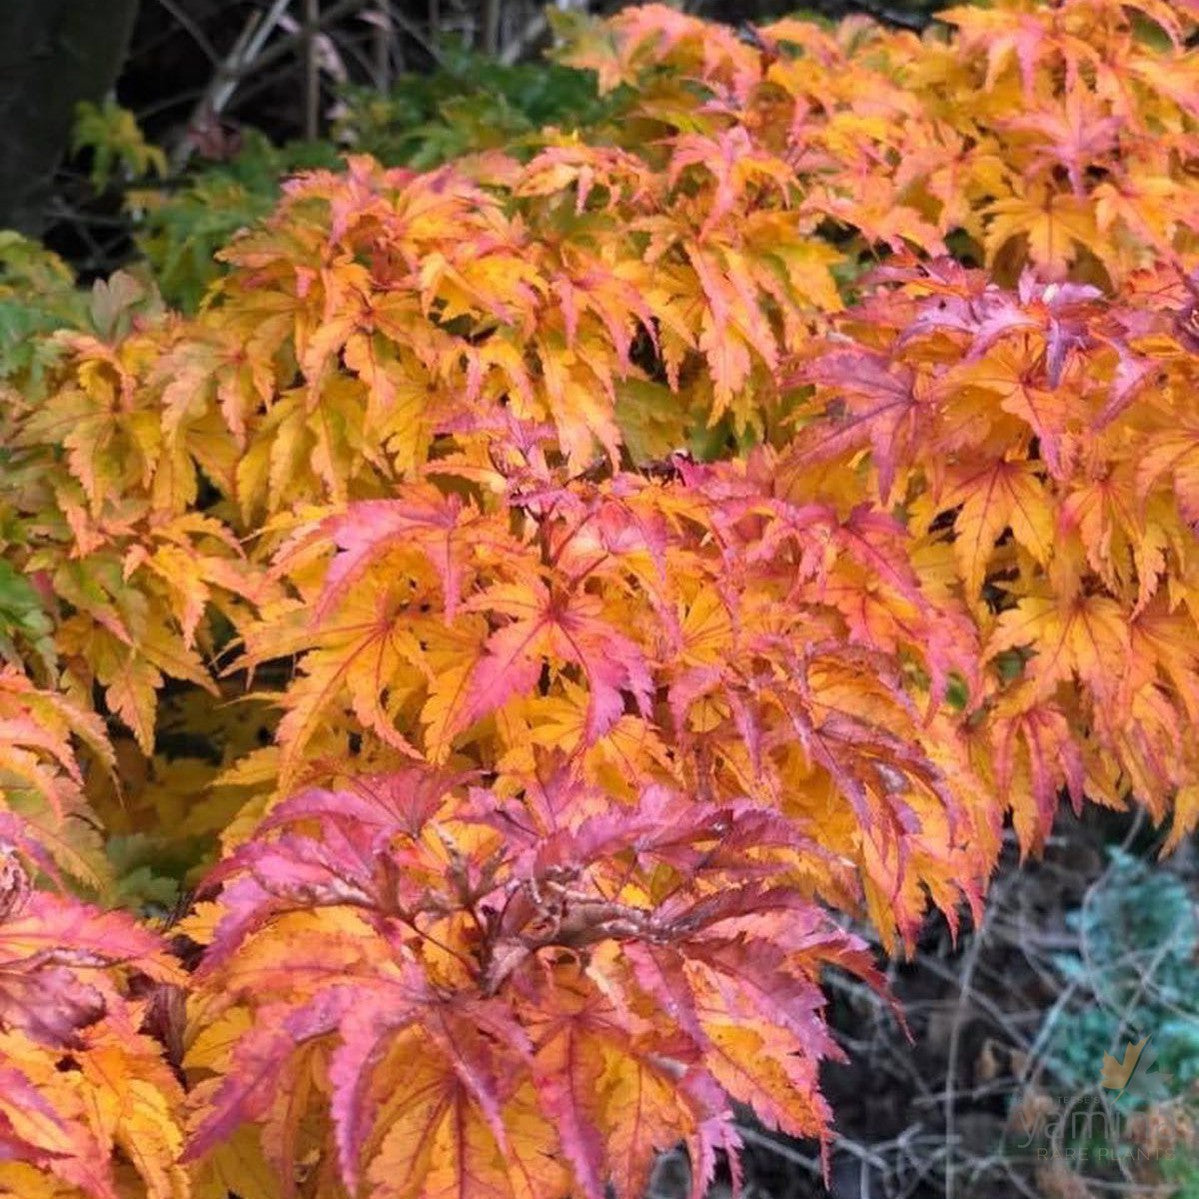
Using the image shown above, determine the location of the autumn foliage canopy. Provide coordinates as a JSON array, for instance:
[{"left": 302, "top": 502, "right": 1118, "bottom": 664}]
[{"left": 2, "top": 0, "right": 1199, "bottom": 1195}]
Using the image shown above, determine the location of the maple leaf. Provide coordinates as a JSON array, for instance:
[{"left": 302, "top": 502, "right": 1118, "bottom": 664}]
[
  {"left": 944, "top": 459, "right": 1055, "bottom": 603},
  {"left": 996, "top": 90, "right": 1123, "bottom": 198},
  {"left": 788, "top": 349, "right": 923, "bottom": 502},
  {"left": 455, "top": 581, "right": 653, "bottom": 746},
  {"left": 988, "top": 593, "right": 1130, "bottom": 706},
  {"left": 1137, "top": 418, "right": 1199, "bottom": 527}
]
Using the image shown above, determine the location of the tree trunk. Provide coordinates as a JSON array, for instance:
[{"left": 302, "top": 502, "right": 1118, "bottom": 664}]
[{"left": 0, "top": 0, "right": 140, "bottom": 237}]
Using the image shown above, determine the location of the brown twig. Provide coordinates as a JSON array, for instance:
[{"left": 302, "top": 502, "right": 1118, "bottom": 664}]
[
  {"left": 172, "top": 0, "right": 292, "bottom": 169},
  {"left": 221, "top": 0, "right": 379, "bottom": 90},
  {"left": 483, "top": 0, "right": 502, "bottom": 56},
  {"left": 305, "top": 0, "right": 321, "bottom": 139},
  {"left": 499, "top": 9, "right": 547, "bottom": 65}
]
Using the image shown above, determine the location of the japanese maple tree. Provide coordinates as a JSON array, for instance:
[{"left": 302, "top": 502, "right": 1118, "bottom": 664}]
[{"left": 0, "top": 0, "right": 1196, "bottom": 1196}]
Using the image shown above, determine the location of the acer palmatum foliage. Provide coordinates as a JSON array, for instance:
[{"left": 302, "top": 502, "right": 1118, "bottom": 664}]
[
  {"left": 186, "top": 769, "right": 882, "bottom": 1198},
  {"left": 792, "top": 258, "right": 1199, "bottom": 854},
  {"left": 0, "top": 871, "right": 187, "bottom": 1199},
  {"left": 0, "top": 685, "right": 186, "bottom": 1199},
  {"left": 184, "top": 451, "right": 987, "bottom": 1194},
  {"left": 0, "top": 0, "right": 1196, "bottom": 1196}
]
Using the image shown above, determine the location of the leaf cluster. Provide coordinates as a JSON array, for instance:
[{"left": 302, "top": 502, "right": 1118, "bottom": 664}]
[{"left": 0, "top": 1, "right": 1197, "bottom": 1196}]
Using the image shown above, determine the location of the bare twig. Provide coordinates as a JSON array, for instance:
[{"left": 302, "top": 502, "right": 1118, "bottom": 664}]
[
  {"left": 943, "top": 888, "right": 998, "bottom": 1199},
  {"left": 369, "top": 4, "right": 393, "bottom": 91},
  {"left": 732, "top": 1124, "right": 822, "bottom": 1176},
  {"left": 240, "top": 0, "right": 380, "bottom": 80},
  {"left": 151, "top": 0, "right": 220, "bottom": 66},
  {"left": 211, "top": 0, "right": 295, "bottom": 115},
  {"left": 810, "top": 0, "right": 932, "bottom": 31},
  {"left": 376, "top": 2, "right": 445, "bottom": 68},
  {"left": 499, "top": 10, "right": 547, "bottom": 65},
  {"left": 305, "top": 0, "right": 321, "bottom": 139},
  {"left": 483, "top": 0, "right": 502, "bottom": 56},
  {"left": 172, "top": 0, "right": 292, "bottom": 169}
]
